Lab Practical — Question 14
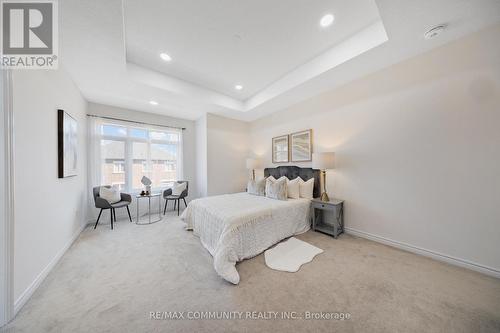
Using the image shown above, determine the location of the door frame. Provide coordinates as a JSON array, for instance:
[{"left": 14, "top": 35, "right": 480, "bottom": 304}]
[{"left": 0, "top": 69, "right": 14, "bottom": 327}]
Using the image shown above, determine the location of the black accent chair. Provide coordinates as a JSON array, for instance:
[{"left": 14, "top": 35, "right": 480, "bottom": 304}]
[
  {"left": 163, "top": 181, "right": 189, "bottom": 216},
  {"left": 93, "top": 186, "right": 132, "bottom": 230}
]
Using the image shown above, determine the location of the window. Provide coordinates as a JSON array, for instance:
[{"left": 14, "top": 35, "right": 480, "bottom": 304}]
[
  {"left": 164, "top": 161, "right": 175, "bottom": 171},
  {"left": 113, "top": 161, "right": 125, "bottom": 173},
  {"left": 101, "top": 139, "right": 125, "bottom": 187},
  {"left": 112, "top": 182, "right": 125, "bottom": 191},
  {"left": 93, "top": 120, "right": 182, "bottom": 192}
]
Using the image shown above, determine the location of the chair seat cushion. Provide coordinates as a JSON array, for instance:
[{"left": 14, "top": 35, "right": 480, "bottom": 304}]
[
  {"left": 165, "top": 195, "right": 181, "bottom": 200},
  {"left": 111, "top": 201, "right": 130, "bottom": 208}
]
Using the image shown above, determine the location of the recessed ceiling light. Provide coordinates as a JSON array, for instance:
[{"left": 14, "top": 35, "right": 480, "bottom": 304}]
[
  {"left": 160, "top": 53, "right": 172, "bottom": 62},
  {"left": 320, "top": 14, "right": 334, "bottom": 28},
  {"left": 235, "top": 85, "right": 243, "bottom": 90},
  {"left": 149, "top": 100, "right": 158, "bottom": 105}
]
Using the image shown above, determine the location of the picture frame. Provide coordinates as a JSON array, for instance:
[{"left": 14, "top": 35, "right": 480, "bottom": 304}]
[
  {"left": 58, "top": 109, "right": 78, "bottom": 178},
  {"left": 272, "top": 135, "right": 289, "bottom": 163},
  {"left": 290, "top": 129, "right": 312, "bottom": 162}
]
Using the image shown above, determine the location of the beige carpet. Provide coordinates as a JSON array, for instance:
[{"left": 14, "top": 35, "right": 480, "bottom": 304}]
[{"left": 2, "top": 211, "right": 500, "bottom": 333}]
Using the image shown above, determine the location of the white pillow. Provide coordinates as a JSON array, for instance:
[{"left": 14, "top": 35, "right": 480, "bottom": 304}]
[
  {"left": 172, "top": 182, "right": 187, "bottom": 195},
  {"left": 265, "top": 176, "right": 287, "bottom": 200},
  {"left": 287, "top": 177, "right": 300, "bottom": 199},
  {"left": 99, "top": 186, "right": 121, "bottom": 204},
  {"left": 265, "top": 176, "right": 291, "bottom": 194},
  {"left": 299, "top": 178, "right": 314, "bottom": 199},
  {"left": 247, "top": 179, "right": 266, "bottom": 196}
]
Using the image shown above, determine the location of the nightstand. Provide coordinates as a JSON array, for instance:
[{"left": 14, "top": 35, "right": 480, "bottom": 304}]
[{"left": 311, "top": 198, "right": 344, "bottom": 238}]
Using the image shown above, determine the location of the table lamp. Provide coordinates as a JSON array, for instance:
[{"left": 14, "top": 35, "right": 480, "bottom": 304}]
[
  {"left": 141, "top": 176, "right": 152, "bottom": 193},
  {"left": 246, "top": 158, "right": 261, "bottom": 180},
  {"left": 312, "top": 152, "right": 335, "bottom": 201}
]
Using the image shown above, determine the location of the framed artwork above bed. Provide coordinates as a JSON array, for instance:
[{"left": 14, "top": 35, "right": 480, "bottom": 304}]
[
  {"left": 290, "top": 129, "right": 312, "bottom": 162},
  {"left": 272, "top": 135, "right": 289, "bottom": 163}
]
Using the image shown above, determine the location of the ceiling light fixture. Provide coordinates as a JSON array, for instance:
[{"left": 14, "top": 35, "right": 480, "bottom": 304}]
[
  {"left": 235, "top": 85, "right": 243, "bottom": 90},
  {"left": 424, "top": 25, "right": 446, "bottom": 39},
  {"left": 160, "top": 52, "right": 172, "bottom": 62},
  {"left": 149, "top": 100, "right": 158, "bottom": 106},
  {"left": 320, "top": 14, "right": 334, "bottom": 28}
]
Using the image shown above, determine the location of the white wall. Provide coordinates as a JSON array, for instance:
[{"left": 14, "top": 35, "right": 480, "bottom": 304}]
[
  {"left": 249, "top": 25, "right": 500, "bottom": 274},
  {"left": 206, "top": 113, "right": 249, "bottom": 196},
  {"left": 195, "top": 114, "right": 208, "bottom": 198},
  {"left": 195, "top": 113, "right": 250, "bottom": 197},
  {"left": 12, "top": 67, "right": 88, "bottom": 308},
  {"left": 87, "top": 103, "right": 197, "bottom": 218},
  {"left": 0, "top": 70, "right": 8, "bottom": 326}
]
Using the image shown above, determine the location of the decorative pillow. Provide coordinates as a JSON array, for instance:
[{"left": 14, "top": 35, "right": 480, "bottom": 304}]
[
  {"left": 247, "top": 179, "right": 266, "bottom": 196},
  {"left": 299, "top": 178, "right": 314, "bottom": 199},
  {"left": 172, "top": 182, "right": 187, "bottom": 195},
  {"left": 265, "top": 176, "right": 287, "bottom": 200},
  {"left": 286, "top": 177, "right": 300, "bottom": 199},
  {"left": 99, "top": 186, "right": 121, "bottom": 204}
]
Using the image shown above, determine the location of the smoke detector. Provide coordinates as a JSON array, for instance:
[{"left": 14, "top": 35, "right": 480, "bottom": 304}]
[{"left": 424, "top": 25, "right": 446, "bottom": 39}]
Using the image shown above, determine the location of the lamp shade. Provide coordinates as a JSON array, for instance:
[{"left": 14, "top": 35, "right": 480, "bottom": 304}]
[
  {"left": 141, "top": 176, "right": 152, "bottom": 186},
  {"left": 312, "top": 152, "right": 335, "bottom": 170},
  {"left": 246, "top": 158, "right": 260, "bottom": 169}
]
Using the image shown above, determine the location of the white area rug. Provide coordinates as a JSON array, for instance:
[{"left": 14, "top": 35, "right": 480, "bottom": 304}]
[{"left": 264, "top": 237, "right": 324, "bottom": 272}]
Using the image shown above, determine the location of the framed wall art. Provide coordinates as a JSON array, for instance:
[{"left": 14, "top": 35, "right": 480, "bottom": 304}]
[
  {"left": 58, "top": 109, "right": 78, "bottom": 178},
  {"left": 290, "top": 129, "right": 312, "bottom": 162},
  {"left": 272, "top": 135, "right": 289, "bottom": 163}
]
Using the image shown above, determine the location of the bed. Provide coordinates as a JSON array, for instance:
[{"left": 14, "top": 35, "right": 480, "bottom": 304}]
[{"left": 180, "top": 166, "right": 320, "bottom": 284}]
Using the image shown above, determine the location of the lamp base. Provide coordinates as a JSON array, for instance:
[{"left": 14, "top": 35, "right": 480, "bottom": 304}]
[{"left": 320, "top": 192, "right": 330, "bottom": 202}]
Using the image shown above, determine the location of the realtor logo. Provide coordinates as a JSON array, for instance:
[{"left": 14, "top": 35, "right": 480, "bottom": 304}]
[{"left": 1, "top": 0, "right": 58, "bottom": 69}]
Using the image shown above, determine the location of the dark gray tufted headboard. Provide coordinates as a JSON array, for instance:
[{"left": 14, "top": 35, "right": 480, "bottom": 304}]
[{"left": 264, "top": 166, "right": 320, "bottom": 198}]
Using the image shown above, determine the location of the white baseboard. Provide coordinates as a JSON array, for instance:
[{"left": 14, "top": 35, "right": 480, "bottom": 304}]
[
  {"left": 14, "top": 223, "right": 87, "bottom": 315},
  {"left": 344, "top": 227, "right": 500, "bottom": 279}
]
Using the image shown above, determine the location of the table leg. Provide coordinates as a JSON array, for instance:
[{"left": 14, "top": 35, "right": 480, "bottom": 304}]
[
  {"left": 158, "top": 195, "right": 161, "bottom": 220},
  {"left": 336, "top": 205, "right": 344, "bottom": 236},
  {"left": 333, "top": 218, "right": 338, "bottom": 239},
  {"left": 311, "top": 207, "right": 314, "bottom": 230},
  {"left": 148, "top": 196, "right": 151, "bottom": 224}
]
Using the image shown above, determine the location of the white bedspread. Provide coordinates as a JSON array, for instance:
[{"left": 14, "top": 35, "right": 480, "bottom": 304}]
[{"left": 180, "top": 192, "right": 311, "bottom": 284}]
